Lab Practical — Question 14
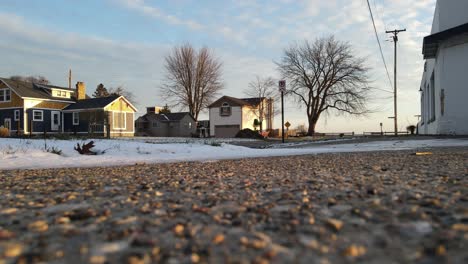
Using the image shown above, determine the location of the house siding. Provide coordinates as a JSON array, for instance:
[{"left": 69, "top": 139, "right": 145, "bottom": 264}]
[
  {"left": 419, "top": 1, "right": 468, "bottom": 135},
  {"left": 0, "top": 88, "right": 23, "bottom": 108},
  {"left": 108, "top": 112, "right": 134, "bottom": 136},
  {"left": 209, "top": 106, "right": 242, "bottom": 137},
  {"left": 63, "top": 110, "right": 107, "bottom": 134},
  {"left": 0, "top": 108, "right": 23, "bottom": 131},
  {"left": 26, "top": 108, "right": 62, "bottom": 134}
]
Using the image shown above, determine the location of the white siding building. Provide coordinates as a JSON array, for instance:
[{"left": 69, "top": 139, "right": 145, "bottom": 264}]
[
  {"left": 419, "top": 0, "right": 468, "bottom": 135},
  {"left": 208, "top": 96, "right": 273, "bottom": 138}
]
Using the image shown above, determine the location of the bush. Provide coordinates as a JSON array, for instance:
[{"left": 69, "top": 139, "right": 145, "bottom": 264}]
[
  {"left": 235, "top": 128, "right": 264, "bottom": 139},
  {"left": 407, "top": 125, "right": 417, "bottom": 135},
  {"left": 0, "top": 127, "right": 9, "bottom": 137},
  {"left": 46, "top": 146, "right": 62, "bottom": 155}
]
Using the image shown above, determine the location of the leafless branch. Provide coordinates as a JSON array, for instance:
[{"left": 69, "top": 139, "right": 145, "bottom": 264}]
[
  {"left": 160, "top": 43, "right": 224, "bottom": 120},
  {"left": 276, "top": 36, "right": 371, "bottom": 135}
]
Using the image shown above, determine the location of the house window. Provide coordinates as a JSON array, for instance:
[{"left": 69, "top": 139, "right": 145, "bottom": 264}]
[
  {"left": 429, "top": 72, "right": 436, "bottom": 122},
  {"left": 220, "top": 102, "right": 231, "bottom": 116},
  {"left": 0, "top": 88, "right": 11, "bottom": 102},
  {"left": 113, "top": 112, "right": 126, "bottom": 129},
  {"left": 73, "top": 112, "right": 79, "bottom": 125},
  {"left": 188, "top": 122, "right": 192, "bottom": 129},
  {"left": 152, "top": 122, "right": 158, "bottom": 128},
  {"left": 33, "top": 110, "right": 43, "bottom": 121},
  {"left": 14, "top": 110, "right": 20, "bottom": 121}
]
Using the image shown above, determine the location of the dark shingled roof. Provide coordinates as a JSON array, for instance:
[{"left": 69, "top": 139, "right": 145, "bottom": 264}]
[
  {"left": 208, "top": 95, "right": 266, "bottom": 108},
  {"left": 423, "top": 22, "right": 468, "bottom": 59},
  {"left": 63, "top": 95, "right": 120, "bottom": 110},
  {"left": 138, "top": 112, "right": 194, "bottom": 122},
  {"left": 240, "top": 97, "right": 266, "bottom": 107},
  {"left": 0, "top": 78, "right": 76, "bottom": 102}
]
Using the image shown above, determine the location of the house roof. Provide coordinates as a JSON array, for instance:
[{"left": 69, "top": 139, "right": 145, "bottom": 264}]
[
  {"left": 63, "top": 95, "right": 120, "bottom": 110},
  {"left": 0, "top": 78, "right": 76, "bottom": 102},
  {"left": 208, "top": 95, "right": 266, "bottom": 108},
  {"left": 240, "top": 97, "right": 266, "bottom": 107},
  {"left": 423, "top": 22, "right": 468, "bottom": 59},
  {"left": 139, "top": 112, "right": 194, "bottom": 122}
]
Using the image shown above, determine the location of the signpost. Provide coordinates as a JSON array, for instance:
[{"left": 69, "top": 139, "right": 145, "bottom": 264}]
[
  {"left": 279, "top": 80, "right": 286, "bottom": 143},
  {"left": 285, "top": 121, "right": 291, "bottom": 138}
]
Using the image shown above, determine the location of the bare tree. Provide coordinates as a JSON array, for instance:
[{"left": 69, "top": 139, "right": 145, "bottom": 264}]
[
  {"left": 10, "top": 75, "right": 49, "bottom": 84},
  {"left": 276, "top": 36, "right": 371, "bottom": 135},
  {"left": 244, "top": 76, "right": 278, "bottom": 132},
  {"left": 160, "top": 43, "right": 223, "bottom": 121},
  {"left": 109, "top": 86, "right": 137, "bottom": 105}
]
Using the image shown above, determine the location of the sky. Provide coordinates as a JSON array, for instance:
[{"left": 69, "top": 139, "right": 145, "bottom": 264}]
[{"left": 0, "top": 0, "right": 436, "bottom": 133}]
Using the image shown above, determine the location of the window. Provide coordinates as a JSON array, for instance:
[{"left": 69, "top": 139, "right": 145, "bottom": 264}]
[
  {"left": 152, "top": 122, "right": 158, "bottom": 128},
  {"left": 188, "top": 122, "right": 192, "bottom": 129},
  {"left": 220, "top": 102, "right": 231, "bottom": 116},
  {"left": 113, "top": 112, "right": 126, "bottom": 129},
  {"left": 0, "top": 88, "right": 11, "bottom": 102},
  {"left": 14, "top": 110, "right": 20, "bottom": 121},
  {"left": 33, "top": 110, "right": 43, "bottom": 121},
  {"left": 430, "top": 72, "right": 436, "bottom": 122},
  {"left": 73, "top": 112, "right": 79, "bottom": 125}
]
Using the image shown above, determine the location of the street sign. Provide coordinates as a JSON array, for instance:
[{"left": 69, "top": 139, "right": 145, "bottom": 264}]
[
  {"left": 285, "top": 121, "right": 291, "bottom": 128},
  {"left": 279, "top": 80, "right": 286, "bottom": 92}
]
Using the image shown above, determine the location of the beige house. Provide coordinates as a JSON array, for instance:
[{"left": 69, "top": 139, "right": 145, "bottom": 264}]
[{"left": 208, "top": 96, "right": 273, "bottom": 138}]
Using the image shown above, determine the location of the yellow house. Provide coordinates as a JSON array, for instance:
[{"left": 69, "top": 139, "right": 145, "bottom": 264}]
[{"left": 0, "top": 78, "right": 137, "bottom": 137}]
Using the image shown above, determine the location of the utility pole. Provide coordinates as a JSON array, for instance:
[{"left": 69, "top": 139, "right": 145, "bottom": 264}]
[
  {"left": 386, "top": 29, "right": 406, "bottom": 136},
  {"left": 68, "top": 69, "right": 72, "bottom": 89}
]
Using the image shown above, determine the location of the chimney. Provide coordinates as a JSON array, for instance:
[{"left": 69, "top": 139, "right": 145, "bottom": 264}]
[
  {"left": 146, "top": 107, "right": 155, "bottom": 114},
  {"left": 76, "top": 81, "right": 86, "bottom": 100}
]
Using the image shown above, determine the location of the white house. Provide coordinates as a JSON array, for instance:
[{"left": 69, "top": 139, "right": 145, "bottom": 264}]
[
  {"left": 208, "top": 96, "right": 273, "bottom": 138},
  {"left": 419, "top": 0, "right": 468, "bottom": 135}
]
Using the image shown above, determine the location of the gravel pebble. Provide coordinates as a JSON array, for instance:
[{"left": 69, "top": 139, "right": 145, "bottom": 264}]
[{"left": 0, "top": 148, "right": 467, "bottom": 263}]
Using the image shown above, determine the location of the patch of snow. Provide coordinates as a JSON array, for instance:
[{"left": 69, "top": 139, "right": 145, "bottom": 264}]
[{"left": 0, "top": 138, "right": 467, "bottom": 170}]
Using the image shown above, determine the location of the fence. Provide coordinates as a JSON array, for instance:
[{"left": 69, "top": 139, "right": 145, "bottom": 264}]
[{"left": 363, "top": 131, "right": 410, "bottom": 136}]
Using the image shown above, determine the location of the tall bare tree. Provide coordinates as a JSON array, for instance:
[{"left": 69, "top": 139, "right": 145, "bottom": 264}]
[
  {"left": 244, "top": 76, "right": 277, "bottom": 132},
  {"left": 160, "top": 43, "right": 223, "bottom": 121},
  {"left": 10, "top": 75, "right": 49, "bottom": 84},
  {"left": 276, "top": 36, "right": 371, "bottom": 135}
]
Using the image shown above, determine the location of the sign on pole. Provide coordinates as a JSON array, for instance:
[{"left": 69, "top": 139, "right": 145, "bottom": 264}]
[{"left": 279, "top": 80, "right": 286, "bottom": 93}]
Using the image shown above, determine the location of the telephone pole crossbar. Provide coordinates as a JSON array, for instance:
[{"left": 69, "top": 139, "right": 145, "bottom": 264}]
[{"left": 386, "top": 29, "right": 406, "bottom": 136}]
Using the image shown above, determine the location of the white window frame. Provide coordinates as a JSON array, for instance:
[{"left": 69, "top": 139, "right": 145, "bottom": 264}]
[
  {"left": 14, "top": 110, "right": 20, "bottom": 121},
  {"left": 73, "top": 112, "right": 79, "bottom": 125},
  {"left": 112, "top": 112, "right": 127, "bottom": 130},
  {"left": 0, "top": 88, "right": 11, "bottom": 102},
  {"left": 220, "top": 102, "right": 231, "bottom": 116},
  {"left": 33, "top": 110, "right": 43, "bottom": 121}
]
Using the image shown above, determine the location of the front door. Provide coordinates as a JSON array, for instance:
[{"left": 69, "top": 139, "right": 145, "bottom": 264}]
[
  {"left": 51, "top": 111, "right": 60, "bottom": 131},
  {"left": 4, "top": 118, "right": 11, "bottom": 132}
]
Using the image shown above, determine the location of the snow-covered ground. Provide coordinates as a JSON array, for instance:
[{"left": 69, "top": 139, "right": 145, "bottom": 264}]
[{"left": 0, "top": 138, "right": 467, "bottom": 170}]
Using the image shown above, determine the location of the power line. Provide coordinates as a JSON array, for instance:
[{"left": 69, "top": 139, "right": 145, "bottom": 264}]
[{"left": 365, "top": 0, "right": 393, "bottom": 92}]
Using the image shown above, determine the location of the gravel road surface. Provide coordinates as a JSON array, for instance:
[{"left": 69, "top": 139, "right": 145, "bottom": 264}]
[{"left": 1, "top": 148, "right": 467, "bottom": 263}]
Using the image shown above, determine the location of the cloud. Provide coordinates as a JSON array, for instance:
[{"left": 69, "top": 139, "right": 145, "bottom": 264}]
[
  {"left": 119, "top": 0, "right": 203, "bottom": 30},
  {"left": 0, "top": 0, "right": 437, "bottom": 132}
]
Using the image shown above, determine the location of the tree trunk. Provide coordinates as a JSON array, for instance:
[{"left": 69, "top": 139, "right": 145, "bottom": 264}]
[{"left": 307, "top": 117, "right": 317, "bottom": 136}]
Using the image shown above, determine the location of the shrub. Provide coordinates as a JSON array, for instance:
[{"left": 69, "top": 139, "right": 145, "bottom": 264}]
[
  {"left": 406, "top": 125, "right": 417, "bottom": 135},
  {"left": 235, "top": 128, "right": 264, "bottom": 139},
  {"left": 46, "top": 146, "right": 63, "bottom": 155},
  {"left": 0, "top": 127, "right": 9, "bottom": 137}
]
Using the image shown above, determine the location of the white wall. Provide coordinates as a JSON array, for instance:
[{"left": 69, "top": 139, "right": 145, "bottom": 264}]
[
  {"left": 431, "top": 0, "right": 468, "bottom": 34},
  {"left": 209, "top": 106, "right": 242, "bottom": 136},
  {"left": 420, "top": 38, "right": 468, "bottom": 135}
]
